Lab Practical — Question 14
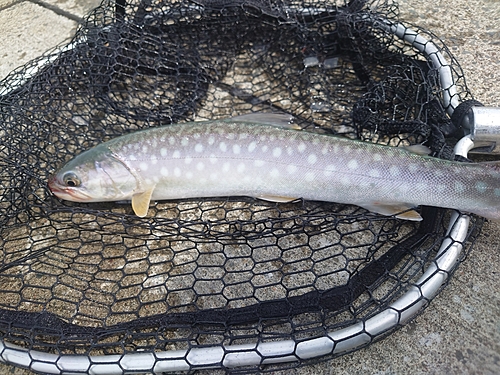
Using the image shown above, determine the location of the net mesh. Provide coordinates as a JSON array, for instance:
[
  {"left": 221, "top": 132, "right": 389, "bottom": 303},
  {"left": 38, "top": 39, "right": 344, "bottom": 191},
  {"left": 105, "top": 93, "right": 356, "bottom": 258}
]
[{"left": 0, "top": 0, "right": 484, "bottom": 373}]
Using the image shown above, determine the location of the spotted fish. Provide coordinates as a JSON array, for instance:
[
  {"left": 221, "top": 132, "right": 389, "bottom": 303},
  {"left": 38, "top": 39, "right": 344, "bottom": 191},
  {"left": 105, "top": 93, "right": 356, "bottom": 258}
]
[{"left": 48, "top": 113, "right": 500, "bottom": 220}]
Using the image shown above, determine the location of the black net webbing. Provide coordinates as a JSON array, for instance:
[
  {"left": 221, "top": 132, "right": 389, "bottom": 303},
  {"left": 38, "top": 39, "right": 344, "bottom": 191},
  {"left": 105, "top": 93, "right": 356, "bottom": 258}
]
[{"left": 0, "top": 0, "right": 484, "bottom": 373}]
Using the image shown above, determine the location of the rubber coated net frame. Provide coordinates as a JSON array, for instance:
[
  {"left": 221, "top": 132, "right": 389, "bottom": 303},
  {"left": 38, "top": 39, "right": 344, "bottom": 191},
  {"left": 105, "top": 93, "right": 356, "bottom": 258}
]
[{"left": 0, "top": 0, "right": 485, "bottom": 373}]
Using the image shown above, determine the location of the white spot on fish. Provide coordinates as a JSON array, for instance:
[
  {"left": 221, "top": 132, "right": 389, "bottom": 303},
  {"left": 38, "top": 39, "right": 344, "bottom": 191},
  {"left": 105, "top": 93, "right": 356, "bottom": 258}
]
[
  {"left": 248, "top": 141, "right": 257, "bottom": 152},
  {"left": 140, "top": 162, "right": 149, "bottom": 171},
  {"left": 169, "top": 137, "right": 175, "bottom": 145},
  {"left": 308, "top": 154, "right": 317, "bottom": 164},
  {"left": 239, "top": 133, "right": 248, "bottom": 140},
  {"left": 373, "top": 153, "right": 382, "bottom": 162},
  {"left": 348, "top": 159, "right": 358, "bottom": 170},
  {"left": 160, "top": 148, "right": 167, "bottom": 157},
  {"left": 262, "top": 145, "right": 268, "bottom": 152},
  {"left": 237, "top": 163, "right": 246, "bottom": 173},
  {"left": 270, "top": 169, "right": 280, "bottom": 178},
  {"left": 495, "top": 188, "right": 500, "bottom": 197},
  {"left": 208, "top": 136, "right": 215, "bottom": 145},
  {"left": 195, "top": 144, "right": 204, "bottom": 153},
  {"left": 254, "top": 160, "right": 265, "bottom": 167},
  {"left": 326, "top": 164, "right": 336, "bottom": 172},
  {"left": 321, "top": 146, "right": 329, "bottom": 155},
  {"left": 233, "top": 144, "right": 241, "bottom": 154},
  {"left": 209, "top": 155, "right": 218, "bottom": 164},
  {"left": 134, "top": 144, "right": 140, "bottom": 151},
  {"left": 389, "top": 165, "right": 399, "bottom": 176},
  {"left": 340, "top": 176, "right": 350, "bottom": 184},
  {"left": 369, "top": 169, "right": 380, "bottom": 178},
  {"left": 305, "top": 172, "right": 315, "bottom": 182},
  {"left": 142, "top": 145, "right": 148, "bottom": 154},
  {"left": 151, "top": 159, "right": 158, "bottom": 165},
  {"left": 172, "top": 150, "right": 180, "bottom": 158},
  {"left": 286, "top": 165, "right": 297, "bottom": 174},
  {"left": 184, "top": 157, "right": 192, "bottom": 165},
  {"left": 181, "top": 138, "right": 189, "bottom": 146},
  {"left": 196, "top": 162, "right": 205, "bottom": 171},
  {"left": 220, "top": 142, "right": 227, "bottom": 152},
  {"left": 455, "top": 181, "right": 465, "bottom": 193},
  {"left": 193, "top": 133, "right": 201, "bottom": 139},
  {"left": 128, "top": 154, "right": 137, "bottom": 161},
  {"left": 174, "top": 168, "right": 181, "bottom": 177},
  {"left": 186, "top": 171, "right": 193, "bottom": 179},
  {"left": 476, "top": 181, "right": 488, "bottom": 193},
  {"left": 298, "top": 143, "right": 306, "bottom": 153},
  {"left": 273, "top": 147, "right": 282, "bottom": 158},
  {"left": 324, "top": 164, "right": 336, "bottom": 177},
  {"left": 408, "top": 163, "right": 418, "bottom": 173},
  {"left": 223, "top": 162, "right": 231, "bottom": 172},
  {"left": 160, "top": 167, "right": 168, "bottom": 176}
]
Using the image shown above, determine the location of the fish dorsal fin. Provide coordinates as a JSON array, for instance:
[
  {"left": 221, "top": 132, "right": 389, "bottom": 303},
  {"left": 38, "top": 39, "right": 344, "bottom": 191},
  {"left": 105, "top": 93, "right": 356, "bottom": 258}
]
[
  {"left": 257, "top": 194, "right": 300, "bottom": 203},
  {"left": 229, "top": 113, "right": 300, "bottom": 130},
  {"left": 360, "top": 203, "right": 423, "bottom": 221},
  {"left": 131, "top": 187, "right": 155, "bottom": 217},
  {"left": 403, "top": 144, "right": 431, "bottom": 156}
]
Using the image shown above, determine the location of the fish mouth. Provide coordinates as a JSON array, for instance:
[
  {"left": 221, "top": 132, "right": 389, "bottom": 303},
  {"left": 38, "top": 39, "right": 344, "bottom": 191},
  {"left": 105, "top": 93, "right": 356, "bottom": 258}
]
[{"left": 48, "top": 175, "right": 90, "bottom": 202}]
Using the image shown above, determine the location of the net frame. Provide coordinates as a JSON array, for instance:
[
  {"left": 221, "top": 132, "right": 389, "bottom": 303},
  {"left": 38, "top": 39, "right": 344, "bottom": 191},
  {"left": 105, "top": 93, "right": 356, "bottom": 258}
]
[{"left": 0, "top": 0, "right": 487, "bottom": 373}]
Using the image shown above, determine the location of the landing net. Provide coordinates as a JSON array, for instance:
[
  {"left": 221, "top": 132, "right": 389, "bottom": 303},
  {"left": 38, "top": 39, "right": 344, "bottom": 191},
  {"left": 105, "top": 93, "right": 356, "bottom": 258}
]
[{"left": 0, "top": 0, "right": 484, "bottom": 373}]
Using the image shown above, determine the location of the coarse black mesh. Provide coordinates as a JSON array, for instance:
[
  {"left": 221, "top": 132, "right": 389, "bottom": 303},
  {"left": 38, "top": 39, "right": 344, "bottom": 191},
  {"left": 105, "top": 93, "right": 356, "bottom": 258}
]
[{"left": 0, "top": 0, "right": 485, "bottom": 373}]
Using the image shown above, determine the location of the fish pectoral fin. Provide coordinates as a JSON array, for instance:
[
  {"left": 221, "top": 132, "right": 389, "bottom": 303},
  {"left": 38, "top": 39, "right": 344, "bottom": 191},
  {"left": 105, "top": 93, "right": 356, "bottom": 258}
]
[
  {"left": 360, "top": 203, "right": 423, "bottom": 221},
  {"left": 131, "top": 187, "right": 155, "bottom": 217},
  {"left": 257, "top": 194, "right": 300, "bottom": 203}
]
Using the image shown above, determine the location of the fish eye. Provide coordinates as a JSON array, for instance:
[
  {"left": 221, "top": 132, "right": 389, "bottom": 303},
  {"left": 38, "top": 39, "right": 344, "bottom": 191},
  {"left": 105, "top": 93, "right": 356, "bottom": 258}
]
[{"left": 62, "top": 172, "right": 81, "bottom": 187}]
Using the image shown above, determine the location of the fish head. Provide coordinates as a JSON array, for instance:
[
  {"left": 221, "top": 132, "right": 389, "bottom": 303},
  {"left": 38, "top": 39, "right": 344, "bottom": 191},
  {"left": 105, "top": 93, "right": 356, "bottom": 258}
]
[{"left": 49, "top": 146, "right": 138, "bottom": 203}]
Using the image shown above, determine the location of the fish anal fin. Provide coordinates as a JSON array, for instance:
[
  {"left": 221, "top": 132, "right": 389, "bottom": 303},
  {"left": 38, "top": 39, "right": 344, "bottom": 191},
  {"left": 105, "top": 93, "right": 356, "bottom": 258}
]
[
  {"left": 257, "top": 194, "right": 300, "bottom": 203},
  {"left": 360, "top": 203, "right": 422, "bottom": 221},
  {"left": 131, "top": 187, "right": 155, "bottom": 217}
]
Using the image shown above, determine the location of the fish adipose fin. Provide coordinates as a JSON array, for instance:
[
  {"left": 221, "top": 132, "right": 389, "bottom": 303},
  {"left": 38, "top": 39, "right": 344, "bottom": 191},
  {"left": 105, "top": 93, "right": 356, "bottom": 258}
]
[
  {"left": 132, "top": 187, "right": 155, "bottom": 217},
  {"left": 360, "top": 203, "right": 423, "bottom": 221},
  {"left": 257, "top": 194, "right": 300, "bottom": 203}
]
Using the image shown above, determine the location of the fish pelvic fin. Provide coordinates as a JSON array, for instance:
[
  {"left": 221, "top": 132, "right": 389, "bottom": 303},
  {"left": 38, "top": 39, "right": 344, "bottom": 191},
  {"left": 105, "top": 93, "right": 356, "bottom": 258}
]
[
  {"left": 360, "top": 203, "right": 423, "bottom": 221},
  {"left": 403, "top": 144, "right": 431, "bottom": 156},
  {"left": 132, "top": 187, "right": 155, "bottom": 217}
]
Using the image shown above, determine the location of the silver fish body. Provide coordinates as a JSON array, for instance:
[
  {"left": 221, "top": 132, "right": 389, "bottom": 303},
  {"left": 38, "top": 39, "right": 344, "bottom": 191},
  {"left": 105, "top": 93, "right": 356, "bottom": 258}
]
[{"left": 49, "top": 116, "right": 500, "bottom": 219}]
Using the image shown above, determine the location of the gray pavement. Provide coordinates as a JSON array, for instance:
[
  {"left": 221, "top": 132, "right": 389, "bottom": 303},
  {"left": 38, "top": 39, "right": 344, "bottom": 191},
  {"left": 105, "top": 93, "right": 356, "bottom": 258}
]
[{"left": 0, "top": 0, "right": 499, "bottom": 374}]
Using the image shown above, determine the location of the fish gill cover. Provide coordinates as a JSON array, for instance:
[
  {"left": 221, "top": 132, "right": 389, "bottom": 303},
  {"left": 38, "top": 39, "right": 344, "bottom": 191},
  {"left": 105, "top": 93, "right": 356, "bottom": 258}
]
[{"left": 0, "top": 0, "right": 484, "bottom": 373}]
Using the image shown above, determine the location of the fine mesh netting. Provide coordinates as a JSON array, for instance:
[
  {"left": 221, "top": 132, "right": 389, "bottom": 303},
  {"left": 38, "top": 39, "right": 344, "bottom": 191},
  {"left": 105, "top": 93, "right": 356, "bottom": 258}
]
[{"left": 0, "top": 0, "right": 485, "bottom": 373}]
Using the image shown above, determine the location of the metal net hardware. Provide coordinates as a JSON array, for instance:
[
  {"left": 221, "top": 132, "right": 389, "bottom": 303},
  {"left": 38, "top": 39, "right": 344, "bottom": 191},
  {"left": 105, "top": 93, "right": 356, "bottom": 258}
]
[{"left": 0, "top": 0, "right": 490, "bottom": 373}]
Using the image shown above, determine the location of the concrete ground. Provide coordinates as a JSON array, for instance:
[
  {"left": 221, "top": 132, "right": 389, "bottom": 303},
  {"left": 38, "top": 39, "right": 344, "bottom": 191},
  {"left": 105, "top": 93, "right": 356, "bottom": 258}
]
[{"left": 0, "top": 0, "right": 498, "bottom": 374}]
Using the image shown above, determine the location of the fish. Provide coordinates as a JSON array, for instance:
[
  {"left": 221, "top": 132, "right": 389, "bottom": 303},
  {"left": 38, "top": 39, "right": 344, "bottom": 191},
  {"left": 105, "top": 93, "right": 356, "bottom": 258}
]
[{"left": 48, "top": 113, "right": 500, "bottom": 220}]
